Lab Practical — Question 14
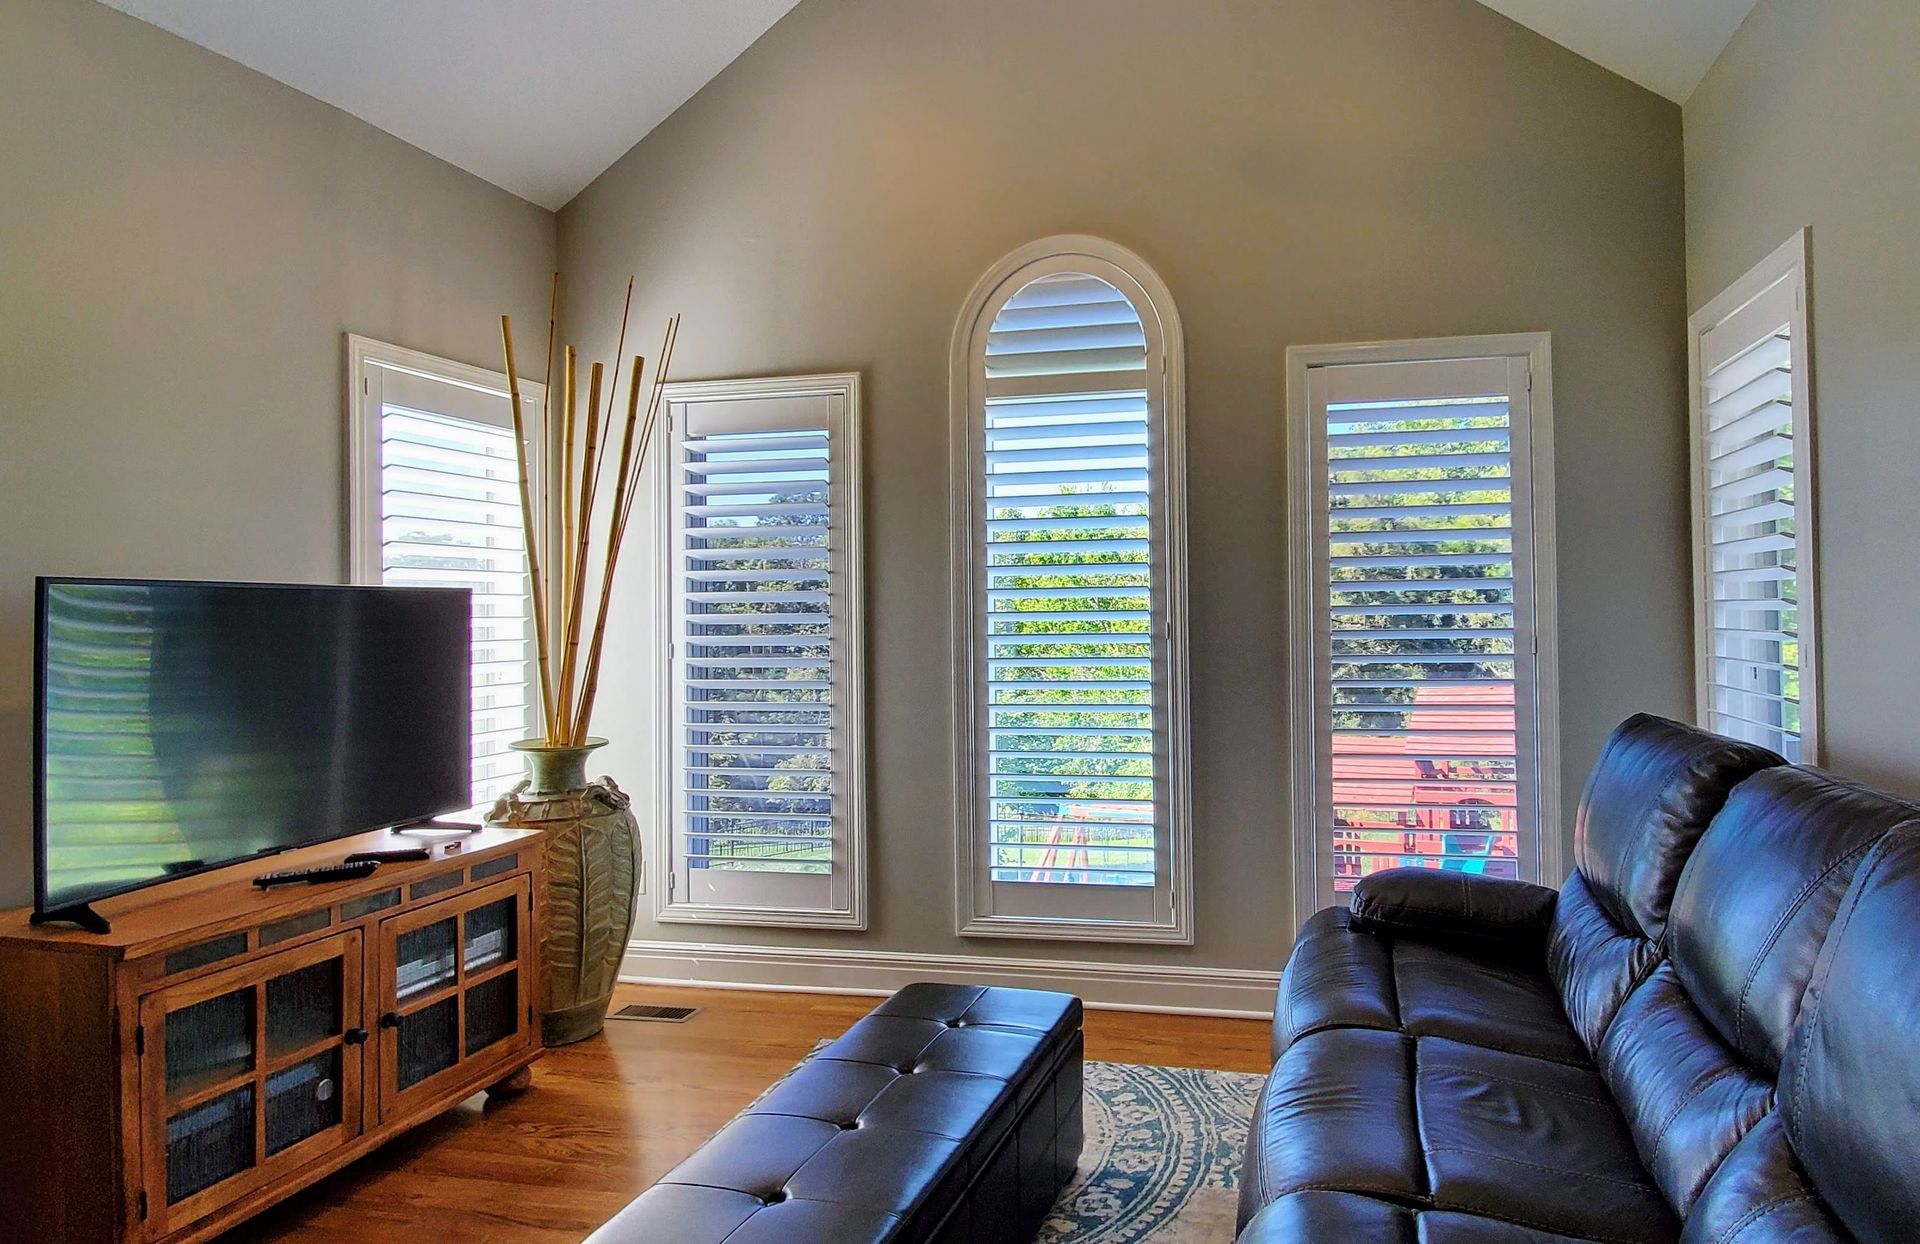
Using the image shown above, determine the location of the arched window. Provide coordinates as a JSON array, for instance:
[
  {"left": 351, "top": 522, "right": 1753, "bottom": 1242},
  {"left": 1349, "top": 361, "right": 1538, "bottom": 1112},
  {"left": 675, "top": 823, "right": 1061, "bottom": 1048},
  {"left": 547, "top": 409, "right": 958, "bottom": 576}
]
[{"left": 950, "top": 237, "right": 1191, "bottom": 942}]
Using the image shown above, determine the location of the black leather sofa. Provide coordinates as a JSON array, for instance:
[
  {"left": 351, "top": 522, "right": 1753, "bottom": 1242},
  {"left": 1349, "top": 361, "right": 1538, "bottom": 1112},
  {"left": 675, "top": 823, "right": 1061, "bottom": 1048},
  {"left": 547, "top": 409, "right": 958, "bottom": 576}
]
[
  {"left": 589, "top": 983, "right": 1083, "bottom": 1243},
  {"left": 1240, "top": 713, "right": 1920, "bottom": 1243}
]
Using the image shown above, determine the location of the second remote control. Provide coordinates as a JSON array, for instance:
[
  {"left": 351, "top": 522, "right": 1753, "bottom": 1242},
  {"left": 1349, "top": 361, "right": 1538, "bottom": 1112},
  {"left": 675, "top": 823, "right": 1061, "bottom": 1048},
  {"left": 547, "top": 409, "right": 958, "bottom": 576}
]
[
  {"left": 253, "top": 860, "right": 382, "bottom": 888},
  {"left": 343, "top": 848, "right": 433, "bottom": 864}
]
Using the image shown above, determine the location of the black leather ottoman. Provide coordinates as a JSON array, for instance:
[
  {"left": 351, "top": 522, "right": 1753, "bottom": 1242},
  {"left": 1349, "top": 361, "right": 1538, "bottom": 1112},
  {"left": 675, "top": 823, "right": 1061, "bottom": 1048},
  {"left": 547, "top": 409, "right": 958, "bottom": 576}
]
[{"left": 588, "top": 983, "right": 1085, "bottom": 1244}]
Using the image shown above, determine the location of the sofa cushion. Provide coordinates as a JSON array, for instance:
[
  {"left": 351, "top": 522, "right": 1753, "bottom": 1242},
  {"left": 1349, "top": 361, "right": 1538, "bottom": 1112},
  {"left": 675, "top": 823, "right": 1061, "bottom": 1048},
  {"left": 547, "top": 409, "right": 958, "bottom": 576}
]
[
  {"left": 1680, "top": 1115, "right": 1849, "bottom": 1244},
  {"left": 1597, "top": 964, "right": 1775, "bottom": 1217},
  {"left": 1239, "top": 1190, "right": 1603, "bottom": 1244},
  {"left": 1541, "top": 715, "right": 1780, "bottom": 1066},
  {"left": 1667, "top": 766, "right": 1920, "bottom": 1074},
  {"left": 1779, "top": 826, "right": 1920, "bottom": 1244},
  {"left": 1413, "top": 1037, "right": 1675, "bottom": 1240},
  {"left": 1547, "top": 870, "right": 1659, "bottom": 1055},
  {"left": 1239, "top": 1191, "right": 1416, "bottom": 1244},
  {"left": 1392, "top": 938, "right": 1589, "bottom": 1065},
  {"left": 1242, "top": 1026, "right": 1677, "bottom": 1243},
  {"left": 1272, "top": 907, "right": 1587, "bottom": 1066},
  {"left": 1241, "top": 1027, "right": 1425, "bottom": 1212},
  {"left": 1272, "top": 907, "right": 1397, "bottom": 1059},
  {"left": 1572, "top": 714, "right": 1782, "bottom": 946}
]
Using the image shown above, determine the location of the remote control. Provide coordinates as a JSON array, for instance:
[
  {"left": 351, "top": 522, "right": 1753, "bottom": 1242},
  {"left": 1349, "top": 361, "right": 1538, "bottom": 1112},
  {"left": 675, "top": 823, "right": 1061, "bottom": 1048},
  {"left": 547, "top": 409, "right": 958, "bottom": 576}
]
[
  {"left": 343, "top": 848, "right": 433, "bottom": 864},
  {"left": 253, "top": 860, "right": 382, "bottom": 889}
]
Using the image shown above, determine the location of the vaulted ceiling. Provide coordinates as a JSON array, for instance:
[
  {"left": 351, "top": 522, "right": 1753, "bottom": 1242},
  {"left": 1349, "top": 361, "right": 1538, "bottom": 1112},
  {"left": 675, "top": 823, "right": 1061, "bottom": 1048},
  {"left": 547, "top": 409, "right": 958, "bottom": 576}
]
[
  {"left": 95, "top": 0, "right": 805, "bottom": 209},
  {"left": 1474, "top": 0, "right": 1761, "bottom": 102},
  {"left": 95, "top": 0, "right": 1758, "bottom": 210}
]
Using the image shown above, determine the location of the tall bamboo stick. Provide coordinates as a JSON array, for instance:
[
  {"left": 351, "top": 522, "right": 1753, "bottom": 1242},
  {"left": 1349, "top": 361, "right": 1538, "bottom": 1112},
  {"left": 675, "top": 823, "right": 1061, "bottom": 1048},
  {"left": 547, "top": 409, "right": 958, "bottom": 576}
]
[
  {"left": 540, "top": 272, "right": 559, "bottom": 453},
  {"left": 587, "top": 278, "right": 635, "bottom": 516},
  {"left": 539, "top": 275, "right": 559, "bottom": 597},
  {"left": 499, "top": 315, "right": 557, "bottom": 743},
  {"left": 556, "top": 361, "right": 604, "bottom": 742},
  {"left": 570, "top": 351, "right": 649, "bottom": 742},
  {"left": 575, "top": 316, "right": 678, "bottom": 740},
  {"left": 559, "top": 346, "right": 578, "bottom": 648},
  {"left": 613, "top": 315, "right": 678, "bottom": 543}
]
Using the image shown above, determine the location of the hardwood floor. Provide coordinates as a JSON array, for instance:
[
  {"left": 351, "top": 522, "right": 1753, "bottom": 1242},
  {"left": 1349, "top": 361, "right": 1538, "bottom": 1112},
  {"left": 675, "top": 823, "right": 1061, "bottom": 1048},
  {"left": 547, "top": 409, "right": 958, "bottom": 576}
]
[{"left": 219, "top": 984, "right": 1271, "bottom": 1243}]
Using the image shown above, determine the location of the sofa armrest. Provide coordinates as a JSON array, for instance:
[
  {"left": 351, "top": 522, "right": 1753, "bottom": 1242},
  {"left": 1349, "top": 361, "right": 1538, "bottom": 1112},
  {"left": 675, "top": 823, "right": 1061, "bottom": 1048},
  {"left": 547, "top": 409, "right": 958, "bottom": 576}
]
[{"left": 1348, "top": 868, "right": 1557, "bottom": 952}]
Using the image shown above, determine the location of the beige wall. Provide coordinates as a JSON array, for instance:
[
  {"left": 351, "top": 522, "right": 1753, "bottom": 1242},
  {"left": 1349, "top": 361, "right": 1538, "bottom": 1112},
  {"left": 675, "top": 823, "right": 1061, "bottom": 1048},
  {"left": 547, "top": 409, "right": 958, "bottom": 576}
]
[
  {"left": 559, "top": 0, "right": 1693, "bottom": 970},
  {"left": 1685, "top": 0, "right": 1920, "bottom": 798},
  {"left": 0, "top": 0, "right": 557, "bottom": 906}
]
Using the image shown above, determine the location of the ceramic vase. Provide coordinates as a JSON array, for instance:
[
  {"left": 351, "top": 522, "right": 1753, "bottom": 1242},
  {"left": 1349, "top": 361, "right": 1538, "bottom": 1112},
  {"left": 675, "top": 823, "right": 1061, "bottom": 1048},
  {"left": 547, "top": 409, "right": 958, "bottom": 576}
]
[{"left": 485, "top": 738, "right": 640, "bottom": 1046}]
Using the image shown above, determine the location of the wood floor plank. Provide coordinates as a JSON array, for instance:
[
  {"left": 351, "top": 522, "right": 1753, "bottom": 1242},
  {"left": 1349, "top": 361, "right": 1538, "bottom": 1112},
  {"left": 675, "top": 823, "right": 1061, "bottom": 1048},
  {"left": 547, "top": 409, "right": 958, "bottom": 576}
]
[{"left": 217, "top": 984, "right": 1270, "bottom": 1242}]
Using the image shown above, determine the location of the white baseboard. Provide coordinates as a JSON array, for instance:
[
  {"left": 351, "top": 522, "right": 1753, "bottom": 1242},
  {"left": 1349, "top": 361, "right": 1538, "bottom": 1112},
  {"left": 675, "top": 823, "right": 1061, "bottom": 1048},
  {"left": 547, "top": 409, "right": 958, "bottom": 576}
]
[{"left": 618, "top": 939, "right": 1277, "bottom": 1019}]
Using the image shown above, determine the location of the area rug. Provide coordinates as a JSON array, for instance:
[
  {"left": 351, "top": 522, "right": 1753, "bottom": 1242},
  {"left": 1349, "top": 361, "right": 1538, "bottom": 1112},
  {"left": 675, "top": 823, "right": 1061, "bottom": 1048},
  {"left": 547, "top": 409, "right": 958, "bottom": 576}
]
[{"left": 1041, "top": 1060, "right": 1263, "bottom": 1243}]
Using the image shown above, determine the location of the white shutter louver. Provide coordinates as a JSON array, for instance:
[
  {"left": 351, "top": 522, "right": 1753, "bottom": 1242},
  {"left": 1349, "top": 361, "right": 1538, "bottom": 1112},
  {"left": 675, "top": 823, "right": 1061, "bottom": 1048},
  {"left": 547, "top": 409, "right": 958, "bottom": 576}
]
[
  {"left": 1292, "top": 348, "right": 1553, "bottom": 914},
  {"left": 982, "top": 274, "right": 1157, "bottom": 890},
  {"left": 954, "top": 240, "right": 1191, "bottom": 942},
  {"left": 663, "top": 377, "right": 863, "bottom": 925},
  {"left": 377, "top": 406, "right": 536, "bottom": 805},
  {"left": 1691, "top": 235, "right": 1816, "bottom": 763}
]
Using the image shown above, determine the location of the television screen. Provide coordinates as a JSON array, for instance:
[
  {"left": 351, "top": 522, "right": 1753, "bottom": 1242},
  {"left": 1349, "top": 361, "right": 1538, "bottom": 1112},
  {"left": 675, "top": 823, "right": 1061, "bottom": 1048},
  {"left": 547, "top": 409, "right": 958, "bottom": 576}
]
[{"left": 34, "top": 578, "right": 472, "bottom": 918}]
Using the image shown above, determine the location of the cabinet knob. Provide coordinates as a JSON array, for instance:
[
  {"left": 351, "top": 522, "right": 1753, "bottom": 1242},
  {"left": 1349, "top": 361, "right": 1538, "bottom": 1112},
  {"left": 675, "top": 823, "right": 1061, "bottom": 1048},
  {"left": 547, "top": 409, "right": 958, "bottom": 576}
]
[
  {"left": 379, "top": 1012, "right": 400, "bottom": 1030},
  {"left": 344, "top": 1027, "right": 369, "bottom": 1046}
]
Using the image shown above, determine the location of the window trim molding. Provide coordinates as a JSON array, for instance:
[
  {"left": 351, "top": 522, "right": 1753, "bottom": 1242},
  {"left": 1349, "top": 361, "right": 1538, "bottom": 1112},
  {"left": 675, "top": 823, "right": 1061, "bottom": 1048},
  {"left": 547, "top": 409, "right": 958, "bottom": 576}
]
[
  {"left": 1284, "top": 333, "right": 1561, "bottom": 933},
  {"left": 1686, "top": 229, "right": 1819, "bottom": 764},
  {"left": 650, "top": 371, "right": 868, "bottom": 932},
  {"left": 948, "top": 235, "right": 1194, "bottom": 945}
]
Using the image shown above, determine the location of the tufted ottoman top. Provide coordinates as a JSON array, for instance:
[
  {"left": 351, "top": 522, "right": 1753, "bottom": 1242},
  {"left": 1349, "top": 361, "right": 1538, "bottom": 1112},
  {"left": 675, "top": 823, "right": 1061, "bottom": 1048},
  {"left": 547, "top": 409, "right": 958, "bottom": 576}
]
[{"left": 588, "top": 982, "right": 1084, "bottom": 1244}]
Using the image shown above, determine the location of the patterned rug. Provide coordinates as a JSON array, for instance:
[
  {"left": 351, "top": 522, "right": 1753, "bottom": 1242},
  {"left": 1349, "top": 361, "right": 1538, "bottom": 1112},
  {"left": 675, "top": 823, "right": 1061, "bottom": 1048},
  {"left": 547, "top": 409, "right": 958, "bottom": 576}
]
[{"left": 1041, "top": 1061, "right": 1263, "bottom": 1243}]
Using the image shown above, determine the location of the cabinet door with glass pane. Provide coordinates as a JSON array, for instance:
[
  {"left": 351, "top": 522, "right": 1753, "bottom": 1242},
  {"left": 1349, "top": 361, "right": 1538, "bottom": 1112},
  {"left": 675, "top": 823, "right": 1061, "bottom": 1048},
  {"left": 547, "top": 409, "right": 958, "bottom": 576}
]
[
  {"left": 137, "top": 933, "right": 365, "bottom": 1237},
  {"left": 376, "top": 877, "right": 532, "bottom": 1122}
]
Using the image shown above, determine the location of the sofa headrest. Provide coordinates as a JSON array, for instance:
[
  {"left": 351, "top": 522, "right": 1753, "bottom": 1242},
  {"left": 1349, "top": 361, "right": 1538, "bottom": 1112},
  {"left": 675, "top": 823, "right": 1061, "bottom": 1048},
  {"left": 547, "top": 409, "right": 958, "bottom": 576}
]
[
  {"left": 1573, "top": 714, "right": 1782, "bottom": 944},
  {"left": 1780, "top": 825, "right": 1920, "bottom": 1243},
  {"left": 1669, "top": 767, "right": 1918, "bottom": 1074}
]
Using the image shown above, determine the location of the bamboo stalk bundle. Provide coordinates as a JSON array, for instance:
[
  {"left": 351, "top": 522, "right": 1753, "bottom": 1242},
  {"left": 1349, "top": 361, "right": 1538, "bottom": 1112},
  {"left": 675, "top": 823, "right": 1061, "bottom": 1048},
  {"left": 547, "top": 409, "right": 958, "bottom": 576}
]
[{"left": 499, "top": 275, "right": 676, "bottom": 748}]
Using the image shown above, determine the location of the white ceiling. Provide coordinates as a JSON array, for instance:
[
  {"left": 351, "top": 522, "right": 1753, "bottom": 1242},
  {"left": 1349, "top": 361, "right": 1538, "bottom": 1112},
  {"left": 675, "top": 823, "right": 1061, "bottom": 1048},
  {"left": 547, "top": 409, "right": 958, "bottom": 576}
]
[
  {"left": 95, "top": 0, "right": 804, "bottom": 210},
  {"left": 1475, "top": 0, "right": 1762, "bottom": 102},
  {"left": 97, "top": 0, "right": 1754, "bottom": 211}
]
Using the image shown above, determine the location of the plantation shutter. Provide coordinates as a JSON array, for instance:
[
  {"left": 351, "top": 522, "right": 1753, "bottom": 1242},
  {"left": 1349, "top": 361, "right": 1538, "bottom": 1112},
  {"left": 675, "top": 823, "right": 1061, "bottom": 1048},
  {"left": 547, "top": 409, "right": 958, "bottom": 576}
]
[
  {"left": 357, "top": 361, "right": 543, "bottom": 807},
  {"left": 664, "top": 378, "right": 862, "bottom": 924},
  {"left": 1296, "top": 353, "right": 1548, "bottom": 912},
  {"left": 1691, "top": 240, "right": 1816, "bottom": 762},
  {"left": 956, "top": 246, "right": 1190, "bottom": 941}
]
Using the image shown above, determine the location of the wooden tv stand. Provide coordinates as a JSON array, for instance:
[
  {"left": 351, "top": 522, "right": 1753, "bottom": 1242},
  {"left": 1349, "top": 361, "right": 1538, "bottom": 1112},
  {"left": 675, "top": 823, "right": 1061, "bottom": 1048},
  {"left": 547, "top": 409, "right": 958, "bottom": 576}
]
[{"left": 0, "top": 826, "right": 545, "bottom": 1243}]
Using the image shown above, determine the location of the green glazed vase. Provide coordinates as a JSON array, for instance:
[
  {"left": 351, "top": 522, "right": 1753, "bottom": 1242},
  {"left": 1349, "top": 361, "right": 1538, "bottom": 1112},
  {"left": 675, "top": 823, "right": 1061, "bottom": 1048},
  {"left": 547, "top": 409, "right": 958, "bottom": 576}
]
[{"left": 484, "top": 738, "right": 641, "bottom": 1046}]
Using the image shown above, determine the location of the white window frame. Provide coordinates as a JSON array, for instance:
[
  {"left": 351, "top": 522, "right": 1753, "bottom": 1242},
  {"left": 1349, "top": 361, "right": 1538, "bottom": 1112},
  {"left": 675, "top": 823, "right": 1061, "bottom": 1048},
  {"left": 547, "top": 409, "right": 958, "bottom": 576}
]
[
  {"left": 652, "top": 372, "right": 867, "bottom": 930},
  {"left": 1687, "top": 231, "right": 1819, "bottom": 763},
  {"left": 1286, "top": 334, "right": 1561, "bottom": 930},
  {"left": 950, "top": 236, "right": 1193, "bottom": 945},
  {"left": 345, "top": 334, "right": 550, "bottom": 808}
]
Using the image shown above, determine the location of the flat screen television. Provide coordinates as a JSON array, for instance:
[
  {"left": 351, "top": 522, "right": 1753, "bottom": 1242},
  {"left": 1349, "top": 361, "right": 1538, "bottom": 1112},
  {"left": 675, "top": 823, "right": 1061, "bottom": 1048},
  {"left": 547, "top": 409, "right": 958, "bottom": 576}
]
[{"left": 33, "top": 578, "right": 472, "bottom": 926}]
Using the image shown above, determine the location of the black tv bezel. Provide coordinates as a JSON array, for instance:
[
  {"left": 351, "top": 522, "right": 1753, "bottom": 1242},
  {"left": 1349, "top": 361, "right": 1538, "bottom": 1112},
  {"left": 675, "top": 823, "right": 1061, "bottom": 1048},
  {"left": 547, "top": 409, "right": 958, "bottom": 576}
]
[{"left": 32, "top": 576, "right": 474, "bottom": 922}]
